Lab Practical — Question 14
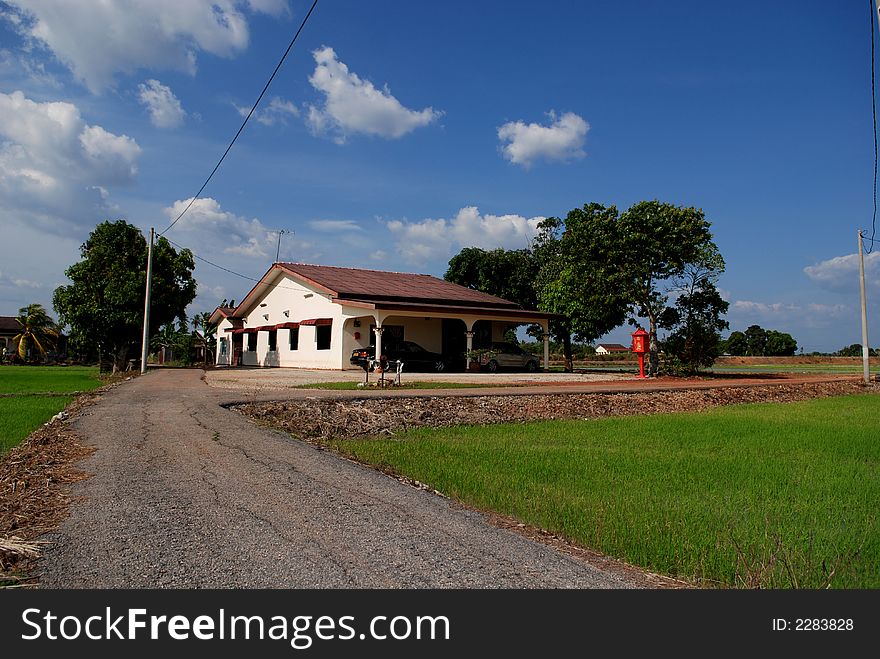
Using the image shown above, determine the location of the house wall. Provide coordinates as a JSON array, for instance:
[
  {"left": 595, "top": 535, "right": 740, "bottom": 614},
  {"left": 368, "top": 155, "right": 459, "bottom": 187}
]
[
  {"left": 215, "top": 319, "right": 233, "bottom": 365},
  {"left": 239, "top": 274, "right": 346, "bottom": 369}
]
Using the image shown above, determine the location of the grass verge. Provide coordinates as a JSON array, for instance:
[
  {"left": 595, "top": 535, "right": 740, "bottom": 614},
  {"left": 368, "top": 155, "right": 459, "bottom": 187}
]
[
  {"left": 0, "top": 366, "right": 102, "bottom": 454},
  {"left": 330, "top": 393, "right": 879, "bottom": 588},
  {"left": 0, "top": 365, "right": 102, "bottom": 394},
  {"left": 0, "top": 396, "right": 73, "bottom": 454}
]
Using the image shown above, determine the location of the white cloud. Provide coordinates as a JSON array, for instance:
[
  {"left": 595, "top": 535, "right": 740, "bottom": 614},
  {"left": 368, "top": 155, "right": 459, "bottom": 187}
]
[
  {"left": 803, "top": 252, "right": 880, "bottom": 293},
  {"left": 497, "top": 111, "right": 589, "bottom": 168},
  {"left": 138, "top": 79, "right": 186, "bottom": 128},
  {"left": 235, "top": 96, "right": 299, "bottom": 126},
  {"left": 386, "top": 206, "right": 544, "bottom": 263},
  {"left": 729, "top": 299, "right": 850, "bottom": 330},
  {"left": 308, "top": 219, "right": 362, "bottom": 232},
  {"left": 0, "top": 90, "right": 140, "bottom": 233},
  {"left": 306, "top": 46, "right": 441, "bottom": 143},
  {"left": 0, "top": 270, "right": 42, "bottom": 289},
  {"left": 163, "top": 197, "right": 277, "bottom": 259},
  {"left": 3, "top": 0, "right": 287, "bottom": 92}
]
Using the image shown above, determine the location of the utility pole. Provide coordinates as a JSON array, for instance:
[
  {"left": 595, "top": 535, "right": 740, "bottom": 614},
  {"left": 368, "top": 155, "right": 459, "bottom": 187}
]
[
  {"left": 859, "top": 230, "right": 871, "bottom": 384},
  {"left": 275, "top": 229, "right": 291, "bottom": 263},
  {"left": 140, "top": 227, "right": 154, "bottom": 374}
]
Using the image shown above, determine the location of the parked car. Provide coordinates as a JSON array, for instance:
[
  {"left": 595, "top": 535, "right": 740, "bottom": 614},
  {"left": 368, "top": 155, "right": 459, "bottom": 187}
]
[
  {"left": 479, "top": 342, "right": 539, "bottom": 373},
  {"left": 350, "top": 340, "right": 450, "bottom": 372}
]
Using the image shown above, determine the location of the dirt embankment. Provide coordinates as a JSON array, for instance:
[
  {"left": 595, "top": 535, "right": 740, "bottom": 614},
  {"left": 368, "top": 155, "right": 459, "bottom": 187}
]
[{"left": 236, "top": 379, "right": 876, "bottom": 442}]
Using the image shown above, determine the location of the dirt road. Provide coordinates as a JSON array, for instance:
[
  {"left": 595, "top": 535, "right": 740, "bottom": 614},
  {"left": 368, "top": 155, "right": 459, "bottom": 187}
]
[{"left": 37, "top": 369, "right": 640, "bottom": 588}]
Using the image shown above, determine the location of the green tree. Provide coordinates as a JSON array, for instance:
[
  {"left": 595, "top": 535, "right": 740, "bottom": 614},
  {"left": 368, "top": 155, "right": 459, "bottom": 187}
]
[
  {"left": 659, "top": 248, "right": 729, "bottom": 372},
  {"left": 723, "top": 331, "right": 748, "bottom": 356},
  {"left": 744, "top": 325, "right": 768, "bottom": 356},
  {"left": 12, "top": 303, "right": 60, "bottom": 361},
  {"left": 539, "top": 201, "right": 717, "bottom": 375},
  {"left": 445, "top": 247, "right": 539, "bottom": 309},
  {"left": 765, "top": 330, "right": 797, "bottom": 356},
  {"left": 53, "top": 220, "right": 196, "bottom": 372}
]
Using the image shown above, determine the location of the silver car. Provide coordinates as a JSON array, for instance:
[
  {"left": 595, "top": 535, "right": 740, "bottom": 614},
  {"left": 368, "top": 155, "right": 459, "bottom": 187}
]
[{"left": 481, "top": 342, "right": 539, "bottom": 373}]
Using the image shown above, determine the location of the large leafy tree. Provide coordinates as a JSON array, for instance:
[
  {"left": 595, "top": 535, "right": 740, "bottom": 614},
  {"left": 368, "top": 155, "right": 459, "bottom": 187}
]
[
  {"left": 539, "top": 201, "right": 718, "bottom": 375},
  {"left": 53, "top": 220, "right": 196, "bottom": 372},
  {"left": 658, "top": 247, "right": 729, "bottom": 372},
  {"left": 445, "top": 247, "right": 539, "bottom": 309},
  {"left": 13, "top": 303, "right": 60, "bottom": 361}
]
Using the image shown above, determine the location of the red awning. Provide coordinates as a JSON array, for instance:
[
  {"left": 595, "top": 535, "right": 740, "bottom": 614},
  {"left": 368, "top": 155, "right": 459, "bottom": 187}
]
[
  {"left": 274, "top": 322, "right": 300, "bottom": 329},
  {"left": 299, "top": 318, "right": 332, "bottom": 326},
  {"left": 231, "top": 328, "right": 258, "bottom": 334},
  {"left": 255, "top": 325, "right": 275, "bottom": 331}
]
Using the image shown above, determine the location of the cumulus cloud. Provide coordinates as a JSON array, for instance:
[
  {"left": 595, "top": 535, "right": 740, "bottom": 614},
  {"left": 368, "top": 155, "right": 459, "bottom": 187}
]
[
  {"left": 138, "top": 79, "right": 186, "bottom": 128},
  {"left": 803, "top": 252, "right": 880, "bottom": 293},
  {"left": 729, "top": 299, "right": 849, "bottom": 330},
  {"left": 3, "top": 0, "right": 288, "bottom": 92},
  {"left": 308, "top": 219, "right": 362, "bottom": 232},
  {"left": 306, "top": 46, "right": 441, "bottom": 143},
  {"left": 0, "top": 90, "right": 140, "bottom": 233},
  {"left": 497, "top": 111, "right": 589, "bottom": 168},
  {"left": 163, "top": 197, "right": 278, "bottom": 259},
  {"left": 235, "top": 96, "right": 299, "bottom": 126},
  {"left": 386, "top": 206, "right": 544, "bottom": 263}
]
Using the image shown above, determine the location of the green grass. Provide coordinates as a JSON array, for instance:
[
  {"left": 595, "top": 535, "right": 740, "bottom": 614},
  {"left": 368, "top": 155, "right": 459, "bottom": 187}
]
[
  {"left": 0, "top": 365, "right": 102, "bottom": 394},
  {"left": 0, "top": 366, "right": 102, "bottom": 454},
  {"left": 0, "top": 395, "right": 74, "bottom": 453},
  {"left": 331, "top": 394, "right": 880, "bottom": 588},
  {"left": 294, "top": 381, "right": 508, "bottom": 390}
]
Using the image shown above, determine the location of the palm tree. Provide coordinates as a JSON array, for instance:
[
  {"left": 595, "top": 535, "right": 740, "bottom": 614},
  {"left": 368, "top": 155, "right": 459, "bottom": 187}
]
[
  {"left": 192, "top": 312, "right": 217, "bottom": 365},
  {"left": 13, "top": 304, "right": 59, "bottom": 361}
]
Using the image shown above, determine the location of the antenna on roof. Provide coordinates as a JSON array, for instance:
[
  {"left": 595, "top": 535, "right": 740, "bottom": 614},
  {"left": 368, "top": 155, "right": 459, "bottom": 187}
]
[{"left": 274, "top": 229, "right": 292, "bottom": 263}]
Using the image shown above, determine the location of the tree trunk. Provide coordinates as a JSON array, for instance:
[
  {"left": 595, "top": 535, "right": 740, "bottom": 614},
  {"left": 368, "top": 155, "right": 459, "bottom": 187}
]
[
  {"left": 112, "top": 345, "right": 130, "bottom": 374},
  {"left": 648, "top": 314, "right": 659, "bottom": 377},
  {"left": 562, "top": 332, "right": 574, "bottom": 372}
]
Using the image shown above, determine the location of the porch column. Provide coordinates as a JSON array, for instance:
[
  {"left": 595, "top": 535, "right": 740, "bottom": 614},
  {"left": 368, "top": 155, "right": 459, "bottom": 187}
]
[
  {"left": 543, "top": 333, "right": 550, "bottom": 373},
  {"left": 465, "top": 331, "right": 475, "bottom": 369},
  {"left": 373, "top": 326, "right": 384, "bottom": 369}
]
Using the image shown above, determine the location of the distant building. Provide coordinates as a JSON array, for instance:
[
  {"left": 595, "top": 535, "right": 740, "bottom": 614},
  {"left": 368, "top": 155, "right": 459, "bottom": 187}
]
[
  {"left": 595, "top": 343, "right": 630, "bottom": 355},
  {"left": 0, "top": 316, "right": 18, "bottom": 355}
]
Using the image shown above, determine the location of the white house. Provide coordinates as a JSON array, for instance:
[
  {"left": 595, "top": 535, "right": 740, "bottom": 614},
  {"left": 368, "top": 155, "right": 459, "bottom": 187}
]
[
  {"left": 208, "top": 263, "right": 555, "bottom": 370},
  {"left": 595, "top": 343, "right": 630, "bottom": 355}
]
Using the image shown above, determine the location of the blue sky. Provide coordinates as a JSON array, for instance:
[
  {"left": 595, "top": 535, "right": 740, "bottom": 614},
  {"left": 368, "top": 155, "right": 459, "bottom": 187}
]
[{"left": 0, "top": 0, "right": 878, "bottom": 352}]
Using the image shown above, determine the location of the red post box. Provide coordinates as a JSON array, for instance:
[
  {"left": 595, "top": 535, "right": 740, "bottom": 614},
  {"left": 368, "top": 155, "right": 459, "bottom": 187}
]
[{"left": 631, "top": 327, "right": 649, "bottom": 379}]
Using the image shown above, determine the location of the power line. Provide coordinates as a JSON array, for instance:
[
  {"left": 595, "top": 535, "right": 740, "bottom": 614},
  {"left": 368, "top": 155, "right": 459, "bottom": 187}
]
[
  {"left": 158, "top": 0, "right": 320, "bottom": 238},
  {"left": 166, "top": 238, "right": 308, "bottom": 296},
  {"left": 869, "top": 0, "right": 878, "bottom": 253}
]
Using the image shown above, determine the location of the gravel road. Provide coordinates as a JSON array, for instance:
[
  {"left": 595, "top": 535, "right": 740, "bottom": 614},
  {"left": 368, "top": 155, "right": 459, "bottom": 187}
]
[{"left": 37, "top": 369, "right": 637, "bottom": 588}]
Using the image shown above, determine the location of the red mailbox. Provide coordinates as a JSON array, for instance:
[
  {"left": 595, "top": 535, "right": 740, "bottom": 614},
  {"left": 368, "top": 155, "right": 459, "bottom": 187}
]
[{"left": 631, "top": 327, "right": 649, "bottom": 379}]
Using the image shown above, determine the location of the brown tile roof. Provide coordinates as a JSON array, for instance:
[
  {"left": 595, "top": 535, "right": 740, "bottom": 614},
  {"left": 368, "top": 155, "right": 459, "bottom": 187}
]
[
  {"left": 278, "top": 263, "right": 517, "bottom": 308},
  {"left": 0, "top": 316, "right": 20, "bottom": 332},
  {"left": 334, "top": 298, "right": 556, "bottom": 320}
]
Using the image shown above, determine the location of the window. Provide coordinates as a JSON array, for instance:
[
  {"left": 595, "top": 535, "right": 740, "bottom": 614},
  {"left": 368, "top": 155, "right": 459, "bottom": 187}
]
[
  {"left": 316, "top": 325, "right": 331, "bottom": 350},
  {"left": 289, "top": 328, "right": 299, "bottom": 350},
  {"left": 247, "top": 332, "right": 257, "bottom": 351},
  {"left": 268, "top": 330, "right": 277, "bottom": 351},
  {"left": 220, "top": 338, "right": 227, "bottom": 355}
]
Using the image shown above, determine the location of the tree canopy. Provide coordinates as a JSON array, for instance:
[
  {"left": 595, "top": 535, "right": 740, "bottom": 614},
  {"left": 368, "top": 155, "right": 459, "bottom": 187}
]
[
  {"left": 722, "top": 325, "right": 797, "bottom": 356},
  {"left": 53, "top": 220, "right": 196, "bottom": 371}
]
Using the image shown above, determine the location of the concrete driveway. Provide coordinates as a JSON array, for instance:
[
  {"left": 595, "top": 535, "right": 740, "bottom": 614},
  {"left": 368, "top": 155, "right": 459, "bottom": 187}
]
[{"left": 37, "top": 369, "right": 642, "bottom": 588}]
